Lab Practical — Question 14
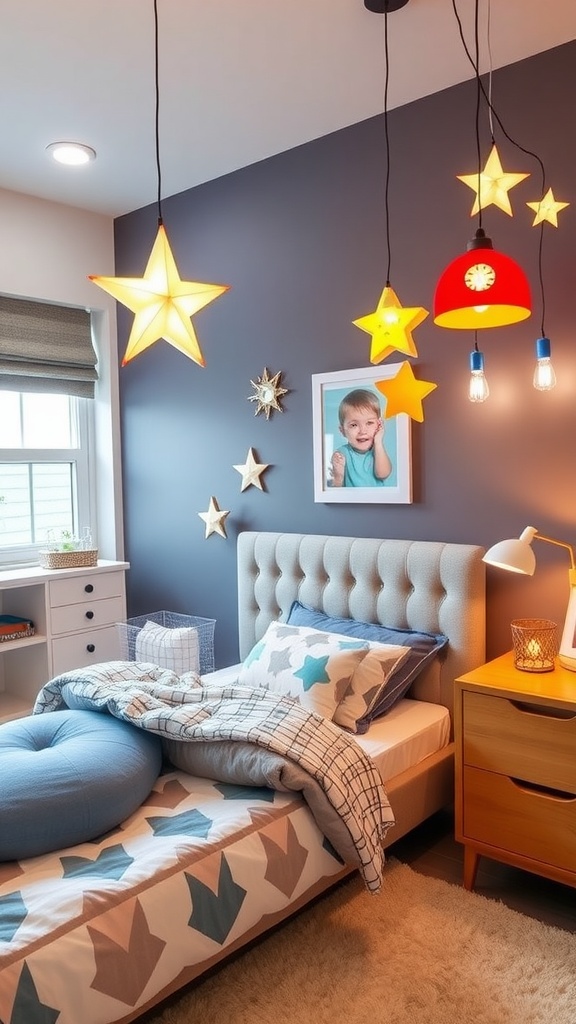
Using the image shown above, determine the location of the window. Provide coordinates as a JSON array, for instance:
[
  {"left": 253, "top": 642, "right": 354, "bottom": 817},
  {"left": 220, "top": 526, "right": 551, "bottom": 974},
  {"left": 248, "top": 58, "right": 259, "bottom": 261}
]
[{"left": 0, "top": 392, "right": 94, "bottom": 567}]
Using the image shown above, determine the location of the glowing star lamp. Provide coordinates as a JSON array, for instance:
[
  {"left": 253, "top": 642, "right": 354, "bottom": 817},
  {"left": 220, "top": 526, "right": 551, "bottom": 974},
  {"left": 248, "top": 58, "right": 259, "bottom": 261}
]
[
  {"left": 483, "top": 526, "right": 576, "bottom": 672},
  {"left": 90, "top": 0, "right": 229, "bottom": 367},
  {"left": 353, "top": 285, "right": 428, "bottom": 365},
  {"left": 91, "top": 225, "right": 229, "bottom": 367},
  {"left": 433, "top": 227, "right": 531, "bottom": 330}
]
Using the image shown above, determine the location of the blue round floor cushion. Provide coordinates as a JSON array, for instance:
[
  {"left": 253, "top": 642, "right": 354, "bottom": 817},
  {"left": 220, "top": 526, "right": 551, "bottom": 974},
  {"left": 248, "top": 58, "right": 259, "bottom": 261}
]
[{"left": 0, "top": 709, "right": 162, "bottom": 861}]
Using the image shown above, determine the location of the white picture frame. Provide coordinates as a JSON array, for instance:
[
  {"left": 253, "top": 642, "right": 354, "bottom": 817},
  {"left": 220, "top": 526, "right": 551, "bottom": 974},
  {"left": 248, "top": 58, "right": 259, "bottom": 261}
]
[{"left": 312, "top": 364, "right": 412, "bottom": 504}]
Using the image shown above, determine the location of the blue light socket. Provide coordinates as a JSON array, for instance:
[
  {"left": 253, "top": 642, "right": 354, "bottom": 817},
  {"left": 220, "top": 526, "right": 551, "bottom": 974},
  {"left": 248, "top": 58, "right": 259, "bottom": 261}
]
[
  {"left": 536, "top": 336, "right": 551, "bottom": 359},
  {"left": 469, "top": 349, "right": 485, "bottom": 371}
]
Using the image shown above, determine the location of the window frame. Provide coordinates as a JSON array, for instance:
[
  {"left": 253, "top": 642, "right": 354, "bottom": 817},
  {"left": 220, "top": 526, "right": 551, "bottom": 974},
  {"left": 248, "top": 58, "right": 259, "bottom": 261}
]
[{"left": 0, "top": 396, "right": 96, "bottom": 569}]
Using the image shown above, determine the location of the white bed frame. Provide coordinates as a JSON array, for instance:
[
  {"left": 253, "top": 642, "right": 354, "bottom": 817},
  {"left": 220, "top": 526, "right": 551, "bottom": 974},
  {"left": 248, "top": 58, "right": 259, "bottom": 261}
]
[{"left": 237, "top": 531, "right": 486, "bottom": 845}]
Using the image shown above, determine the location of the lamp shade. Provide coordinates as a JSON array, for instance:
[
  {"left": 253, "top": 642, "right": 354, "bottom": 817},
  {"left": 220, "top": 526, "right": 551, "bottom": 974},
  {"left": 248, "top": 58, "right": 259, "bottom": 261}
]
[
  {"left": 483, "top": 526, "right": 538, "bottom": 575},
  {"left": 434, "top": 231, "right": 531, "bottom": 330}
]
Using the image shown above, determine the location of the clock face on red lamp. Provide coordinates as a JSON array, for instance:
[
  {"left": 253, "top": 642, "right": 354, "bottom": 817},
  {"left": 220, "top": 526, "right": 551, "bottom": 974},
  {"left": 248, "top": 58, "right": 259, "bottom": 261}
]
[{"left": 433, "top": 246, "right": 532, "bottom": 329}]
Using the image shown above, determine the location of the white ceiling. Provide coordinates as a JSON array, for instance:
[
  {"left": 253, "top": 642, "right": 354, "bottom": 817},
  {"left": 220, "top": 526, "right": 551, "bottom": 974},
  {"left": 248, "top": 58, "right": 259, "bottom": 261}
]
[{"left": 2, "top": 0, "right": 575, "bottom": 218}]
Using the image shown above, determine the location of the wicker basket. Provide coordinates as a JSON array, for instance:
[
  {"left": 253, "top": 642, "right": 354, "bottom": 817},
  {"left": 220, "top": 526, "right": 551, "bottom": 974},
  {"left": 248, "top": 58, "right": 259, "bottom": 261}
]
[{"left": 39, "top": 549, "right": 98, "bottom": 570}]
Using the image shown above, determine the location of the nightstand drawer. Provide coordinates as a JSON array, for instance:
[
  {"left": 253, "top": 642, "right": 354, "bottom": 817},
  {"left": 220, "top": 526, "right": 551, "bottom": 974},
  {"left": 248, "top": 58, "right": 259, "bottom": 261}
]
[
  {"left": 463, "top": 690, "right": 576, "bottom": 793},
  {"left": 463, "top": 765, "right": 576, "bottom": 874}
]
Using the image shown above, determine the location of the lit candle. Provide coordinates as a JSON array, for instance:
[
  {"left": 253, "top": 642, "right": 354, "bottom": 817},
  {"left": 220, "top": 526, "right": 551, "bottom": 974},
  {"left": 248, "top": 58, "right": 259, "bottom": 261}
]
[{"left": 525, "top": 638, "right": 542, "bottom": 659}]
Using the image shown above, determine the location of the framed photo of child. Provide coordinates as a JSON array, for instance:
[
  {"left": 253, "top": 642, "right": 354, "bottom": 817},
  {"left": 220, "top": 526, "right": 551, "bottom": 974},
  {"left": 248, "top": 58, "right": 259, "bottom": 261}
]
[{"left": 312, "top": 365, "right": 412, "bottom": 504}]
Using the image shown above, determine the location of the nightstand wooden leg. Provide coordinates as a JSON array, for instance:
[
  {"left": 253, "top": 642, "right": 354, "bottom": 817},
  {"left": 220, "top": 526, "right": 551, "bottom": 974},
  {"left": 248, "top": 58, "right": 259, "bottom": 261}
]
[{"left": 463, "top": 846, "right": 479, "bottom": 890}]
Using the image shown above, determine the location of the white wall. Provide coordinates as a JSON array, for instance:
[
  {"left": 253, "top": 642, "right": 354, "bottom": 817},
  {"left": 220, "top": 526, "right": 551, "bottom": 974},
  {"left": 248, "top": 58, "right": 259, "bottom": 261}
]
[{"left": 0, "top": 188, "right": 123, "bottom": 559}]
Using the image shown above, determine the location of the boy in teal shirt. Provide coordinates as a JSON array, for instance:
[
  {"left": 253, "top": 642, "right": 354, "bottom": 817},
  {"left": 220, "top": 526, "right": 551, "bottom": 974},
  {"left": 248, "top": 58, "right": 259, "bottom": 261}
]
[{"left": 331, "top": 388, "right": 392, "bottom": 487}]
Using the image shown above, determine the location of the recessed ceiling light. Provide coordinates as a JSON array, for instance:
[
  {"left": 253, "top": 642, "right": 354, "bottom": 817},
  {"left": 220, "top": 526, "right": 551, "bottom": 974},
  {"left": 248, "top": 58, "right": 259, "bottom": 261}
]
[{"left": 46, "top": 142, "right": 97, "bottom": 166}]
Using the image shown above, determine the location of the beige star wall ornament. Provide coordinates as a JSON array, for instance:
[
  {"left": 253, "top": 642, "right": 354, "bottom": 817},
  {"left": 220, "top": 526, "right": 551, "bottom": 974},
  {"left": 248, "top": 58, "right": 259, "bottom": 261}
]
[
  {"left": 198, "top": 496, "right": 229, "bottom": 539},
  {"left": 233, "top": 448, "right": 269, "bottom": 491},
  {"left": 248, "top": 368, "right": 287, "bottom": 418}
]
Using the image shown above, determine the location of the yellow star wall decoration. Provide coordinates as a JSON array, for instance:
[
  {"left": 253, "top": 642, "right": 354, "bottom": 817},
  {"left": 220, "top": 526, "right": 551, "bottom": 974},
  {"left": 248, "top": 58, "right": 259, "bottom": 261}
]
[
  {"left": 233, "top": 448, "right": 269, "bottom": 491},
  {"left": 198, "top": 496, "right": 230, "bottom": 539},
  {"left": 248, "top": 368, "right": 288, "bottom": 418},
  {"left": 90, "top": 224, "right": 230, "bottom": 367},
  {"left": 352, "top": 285, "right": 429, "bottom": 364},
  {"left": 526, "top": 187, "right": 570, "bottom": 227},
  {"left": 457, "top": 144, "right": 529, "bottom": 217},
  {"left": 375, "top": 361, "right": 438, "bottom": 423}
]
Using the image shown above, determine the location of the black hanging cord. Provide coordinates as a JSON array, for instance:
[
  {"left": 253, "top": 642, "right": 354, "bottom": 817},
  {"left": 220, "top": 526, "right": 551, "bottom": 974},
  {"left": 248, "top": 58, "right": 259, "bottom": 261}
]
[
  {"left": 383, "top": 8, "right": 392, "bottom": 285},
  {"left": 154, "top": 0, "right": 163, "bottom": 226},
  {"left": 451, "top": 0, "right": 547, "bottom": 335},
  {"left": 473, "top": 0, "right": 482, "bottom": 231}
]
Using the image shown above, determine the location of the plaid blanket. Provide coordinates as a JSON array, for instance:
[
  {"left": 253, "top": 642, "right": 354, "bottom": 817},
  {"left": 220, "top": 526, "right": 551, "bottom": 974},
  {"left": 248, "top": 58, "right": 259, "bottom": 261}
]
[{"left": 34, "top": 661, "right": 395, "bottom": 893}]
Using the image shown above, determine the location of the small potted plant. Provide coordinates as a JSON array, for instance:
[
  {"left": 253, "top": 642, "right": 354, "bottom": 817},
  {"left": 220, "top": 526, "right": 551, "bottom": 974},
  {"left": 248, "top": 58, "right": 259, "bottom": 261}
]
[{"left": 39, "top": 529, "right": 98, "bottom": 570}]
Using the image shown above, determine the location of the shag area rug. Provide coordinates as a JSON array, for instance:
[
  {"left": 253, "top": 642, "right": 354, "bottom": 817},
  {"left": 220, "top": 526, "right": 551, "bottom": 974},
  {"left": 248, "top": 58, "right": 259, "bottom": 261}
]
[{"left": 145, "top": 858, "right": 576, "bottom": 1024}]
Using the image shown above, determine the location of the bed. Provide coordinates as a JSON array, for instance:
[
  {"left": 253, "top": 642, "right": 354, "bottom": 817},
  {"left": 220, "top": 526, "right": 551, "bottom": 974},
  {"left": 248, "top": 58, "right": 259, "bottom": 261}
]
[{"left": 0, "top": 532, "right": 485, "bottom": 1024}]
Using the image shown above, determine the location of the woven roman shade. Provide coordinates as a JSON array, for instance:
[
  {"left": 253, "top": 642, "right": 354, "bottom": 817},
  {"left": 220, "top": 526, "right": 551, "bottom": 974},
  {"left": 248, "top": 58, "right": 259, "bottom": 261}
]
[{"left": 0, "top": 296, "right": 98, "bottom": 398}]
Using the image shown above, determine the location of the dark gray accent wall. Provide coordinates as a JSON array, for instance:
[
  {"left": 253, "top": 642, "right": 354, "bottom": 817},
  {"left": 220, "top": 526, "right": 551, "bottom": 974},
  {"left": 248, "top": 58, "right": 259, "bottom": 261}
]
[{"left": 115, "top": 41, "right": 576, "bottom": 670}]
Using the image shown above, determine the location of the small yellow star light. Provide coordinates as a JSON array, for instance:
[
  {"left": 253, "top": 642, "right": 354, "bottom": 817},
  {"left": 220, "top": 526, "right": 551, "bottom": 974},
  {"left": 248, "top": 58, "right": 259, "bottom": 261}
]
[
  {"left": 198, "top": 496, "right": 230, "bottom": 539},
  {"left": 457, "top": 144, "right": 529, "bottom": 217},
  {"left": 233, "top": 448, "right": 269, "bottom": 491},
  {"left": 375, "top": 361, "right": 437, "bottom": 423},
  {"left": 248, "top": 368, "right": 288, "bottom": 418},
  {"left": 526, "top": 187, "right": 570, "bottom": 227},
  {"left": 352, "top": 285, "right": 429, "bottom": 364},
  {"left": 90, "top": 224, "right": 230, "bottom": 367}
]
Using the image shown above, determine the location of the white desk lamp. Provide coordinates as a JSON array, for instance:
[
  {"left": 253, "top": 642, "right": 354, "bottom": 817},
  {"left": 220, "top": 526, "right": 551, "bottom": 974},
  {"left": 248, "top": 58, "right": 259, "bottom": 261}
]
[{"left": 483, "top": 526, "right": 576, "bottom": 672}]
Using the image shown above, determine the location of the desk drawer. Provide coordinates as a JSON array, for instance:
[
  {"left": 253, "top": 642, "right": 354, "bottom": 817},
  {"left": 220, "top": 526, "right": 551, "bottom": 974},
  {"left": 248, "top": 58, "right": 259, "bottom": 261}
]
[
  {"left": 463, "top": 765, "right": 576, "bottom": 874},
  {"left": 462, "top": 690, "right": 576, "bottom": 793},
  {"left": 49, "top": 571, "right": 125, "bottom": 608},
  {"left": 51, "top": 625, "right": 122, "bottom": 676},
  {"left": 50, "top": 596, "right": 125, "bottom": 636}
]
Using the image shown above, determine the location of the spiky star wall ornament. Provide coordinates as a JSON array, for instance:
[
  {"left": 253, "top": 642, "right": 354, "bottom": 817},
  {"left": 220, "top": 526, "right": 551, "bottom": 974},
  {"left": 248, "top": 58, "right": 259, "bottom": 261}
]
[
  {"left": 248, "top": 368, "right": 287, "bottom": 419},
  {"left": 198, "top": 496, "right": 229, "bottom": 539},
  {"left": 233, "top": 448, "right": 269, "bottom": 491},
  {"left": 526, "top": 187, "right": 570, "bottom": 227},
  {"left": 457, "top": 143, "right": 529, "bottom": 217}
]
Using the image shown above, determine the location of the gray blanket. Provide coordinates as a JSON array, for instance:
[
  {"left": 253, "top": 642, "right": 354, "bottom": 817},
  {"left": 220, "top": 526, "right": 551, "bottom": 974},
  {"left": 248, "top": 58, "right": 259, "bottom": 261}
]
[{"left": 34, "top": 661, "right": 395, "bottom": 893}]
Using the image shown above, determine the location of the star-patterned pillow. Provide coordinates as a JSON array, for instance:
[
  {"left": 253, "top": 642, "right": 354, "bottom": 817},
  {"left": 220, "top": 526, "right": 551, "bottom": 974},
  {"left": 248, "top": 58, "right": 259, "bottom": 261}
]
[
  {"left": 238, "top": 621, "right": 370, "bottom": 721},
  {"left": 238, "top": 622, "right": 410, "bottom": 729}
]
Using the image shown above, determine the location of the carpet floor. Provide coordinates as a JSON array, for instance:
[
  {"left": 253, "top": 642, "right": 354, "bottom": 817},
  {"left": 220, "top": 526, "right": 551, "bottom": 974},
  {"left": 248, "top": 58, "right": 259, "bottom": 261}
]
[{"left": 145, "top": 858, "right": 576, "bottom": 1024}]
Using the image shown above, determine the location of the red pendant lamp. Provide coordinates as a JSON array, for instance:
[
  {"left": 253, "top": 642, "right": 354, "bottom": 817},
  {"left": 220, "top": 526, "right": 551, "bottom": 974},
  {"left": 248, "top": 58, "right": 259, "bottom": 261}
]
[
  {"left": 434, "top": 226, "right": 531, "bottom": 329},
  {"left": 433, "top": 0, "right": 531, "bottom": 332}
]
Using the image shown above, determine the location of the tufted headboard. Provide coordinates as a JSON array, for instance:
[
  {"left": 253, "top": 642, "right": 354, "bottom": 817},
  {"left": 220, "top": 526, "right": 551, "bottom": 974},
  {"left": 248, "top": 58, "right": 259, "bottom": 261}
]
[{"left": 237, "top": 532, "right": 486, "bottom": 720}]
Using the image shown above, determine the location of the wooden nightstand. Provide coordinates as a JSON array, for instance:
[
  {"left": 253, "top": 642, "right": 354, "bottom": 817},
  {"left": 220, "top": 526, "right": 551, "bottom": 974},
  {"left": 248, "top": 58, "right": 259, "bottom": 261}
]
[{"left": 455, "top": 651, "right": 576, "bottom": 891}]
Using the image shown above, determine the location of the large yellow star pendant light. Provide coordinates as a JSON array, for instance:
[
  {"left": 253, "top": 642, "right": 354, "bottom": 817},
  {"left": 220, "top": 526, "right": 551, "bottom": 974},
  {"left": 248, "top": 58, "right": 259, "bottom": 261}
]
[
  {"left": 375, "top": 361, "right": 437, "bottom": 423},
  {"left": 90, "top": 0, "right": 229, "bottom": 367},
  {"left": 353, "top": 1, "right": 428, "bottom": 365},
  {"left": 526, "top": 187, "right": 570, "bottom": 228},
  {"left": 457, "top": 143, "right": 529, "bottom": 217}
]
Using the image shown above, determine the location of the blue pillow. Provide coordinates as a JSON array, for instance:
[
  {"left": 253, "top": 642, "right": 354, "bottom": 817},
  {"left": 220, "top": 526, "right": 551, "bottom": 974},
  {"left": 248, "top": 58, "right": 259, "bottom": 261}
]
[
  {"left": 286, "top": 601, "right": 448, "bottom": 731},
  {"left": 0, "top": 709, "right": 162, "bottom": 861}
]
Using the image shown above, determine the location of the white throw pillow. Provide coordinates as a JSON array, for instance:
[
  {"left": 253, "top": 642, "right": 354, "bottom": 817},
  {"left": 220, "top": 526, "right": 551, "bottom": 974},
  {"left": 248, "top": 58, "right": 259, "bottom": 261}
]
[
  {"left": 333, "top": 643, "right": 411, "bottom": 732},
  {"left": 134, "top": 620, "right": 199, "bottom": 674}
]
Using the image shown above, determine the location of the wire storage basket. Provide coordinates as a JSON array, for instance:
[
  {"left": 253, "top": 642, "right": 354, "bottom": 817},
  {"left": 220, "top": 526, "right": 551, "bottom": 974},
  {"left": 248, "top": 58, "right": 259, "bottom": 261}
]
[{"left": 117, "top": 611, "right": 216, "bottom": 675}]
